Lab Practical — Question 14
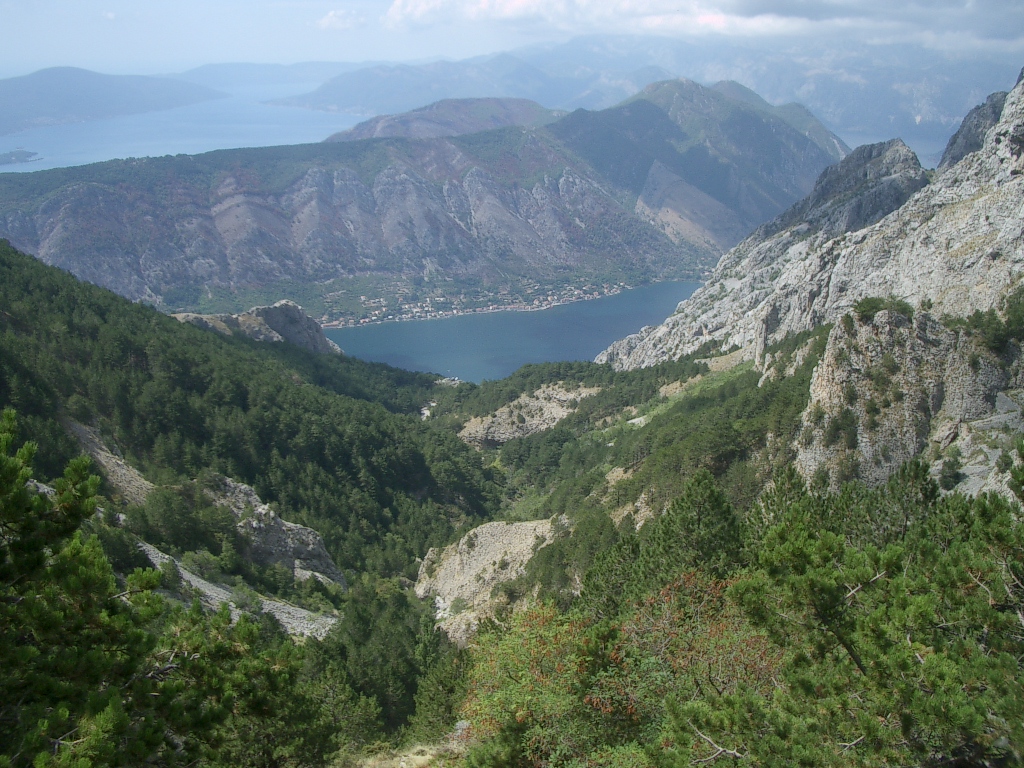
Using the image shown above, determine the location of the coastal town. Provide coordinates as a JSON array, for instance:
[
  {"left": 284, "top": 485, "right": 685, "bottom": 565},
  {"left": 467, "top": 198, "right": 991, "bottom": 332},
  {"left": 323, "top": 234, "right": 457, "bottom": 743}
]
[{"left": 321, "top": 281, "right": 634, "bottom": 327}]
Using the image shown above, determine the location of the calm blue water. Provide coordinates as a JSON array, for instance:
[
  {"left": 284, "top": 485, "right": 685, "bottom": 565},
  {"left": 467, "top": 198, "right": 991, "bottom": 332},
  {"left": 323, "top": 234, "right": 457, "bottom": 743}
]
[
  {"left": 0, "top": 86, "right": 358, "bottom": 172},
  {"left": 325, "top": 282, "right": 700, "bottom": 383}
]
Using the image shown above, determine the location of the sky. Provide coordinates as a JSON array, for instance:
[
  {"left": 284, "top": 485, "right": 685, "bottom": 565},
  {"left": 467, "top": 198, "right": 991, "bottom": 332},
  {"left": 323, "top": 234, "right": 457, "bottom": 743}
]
[{"left": 1, "top": 0, "right": 1023, "bottom": 77}]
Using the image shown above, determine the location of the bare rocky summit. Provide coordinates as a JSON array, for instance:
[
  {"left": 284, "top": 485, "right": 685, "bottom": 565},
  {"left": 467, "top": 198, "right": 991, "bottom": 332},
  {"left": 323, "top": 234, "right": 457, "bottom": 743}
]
[{"left": 173, "top": 300, "right": 341, "bottom": 355}]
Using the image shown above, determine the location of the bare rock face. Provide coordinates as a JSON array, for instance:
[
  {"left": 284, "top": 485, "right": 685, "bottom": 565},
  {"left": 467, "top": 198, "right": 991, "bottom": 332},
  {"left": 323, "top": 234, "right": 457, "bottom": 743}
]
[
  {"left": 598, "top": 74, "right": 1024, "bottom": 372},
  {"left": 205, "top": 476, "right": 347, "bottom": 588},
  {"left": 794, "top": 310, "right": 1008, "bottom": 490},
  {"left": 174, "top": 300, "right": 341, "bottom": 355},
  {"left": 415, "top": 519, "right": 556, "bottom": 646},
  {"left": 138, "top": 541, "right": 337, "bottom": 639},
  {"left": 458, "top": 383, "right": 600, "bottom": 448},
  {"left": 938, "top": 91, "right": 1008, "bottom": 171}
]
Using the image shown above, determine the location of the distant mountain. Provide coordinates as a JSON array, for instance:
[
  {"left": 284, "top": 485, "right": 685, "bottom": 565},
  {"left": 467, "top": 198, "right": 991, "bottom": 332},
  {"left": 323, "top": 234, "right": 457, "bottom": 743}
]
[
  {"left": 0, "top": 78, "right": 843, "bottom": 321},
  {"left": 171, "top": 62, "right": 377, "bottom": 95},
  {"left": 326, "top": 98, "right": 563, "bottom": 142},
  {"left": 283, "top": 35, "right": 1013, "bottom": 163},
  {"left": 272, "top": 53, "right": 675, "bottom": 116},
  {"left": 0, "top": 67, "right": 223, "bottom": 136},
  {"left": 514, "top": 35, "right": 1020, "bottom": 163},
  {"left": 548, "top": 79, "right": 848, "bottom": 251}
]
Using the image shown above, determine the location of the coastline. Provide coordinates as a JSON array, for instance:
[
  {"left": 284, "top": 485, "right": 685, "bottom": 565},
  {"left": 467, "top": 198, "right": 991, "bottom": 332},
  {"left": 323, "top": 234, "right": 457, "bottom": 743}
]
[{"left": 320, "top": 282, "right": 642, "bottom": 329}]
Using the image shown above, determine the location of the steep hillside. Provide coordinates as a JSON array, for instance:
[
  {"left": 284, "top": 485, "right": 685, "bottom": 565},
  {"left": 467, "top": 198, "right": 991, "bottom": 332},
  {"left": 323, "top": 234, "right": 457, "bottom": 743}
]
[
  {"left": 549, "top": 79, "right": 847, "bottom": 251},
  {"left": 597, "top": 138, "right": 931, "bottom": 369},
  {"left": 325, "top": 98, "right": 562, "bottom": 142},
  {"left": 0, "top": 67, "right": 223, "bottom": 135},
  {"left": 0, "top": 80, "right": 842, "bottom": 321},
  {"left": 598, "top": 72, "right": 1024, "bottom": 492}
]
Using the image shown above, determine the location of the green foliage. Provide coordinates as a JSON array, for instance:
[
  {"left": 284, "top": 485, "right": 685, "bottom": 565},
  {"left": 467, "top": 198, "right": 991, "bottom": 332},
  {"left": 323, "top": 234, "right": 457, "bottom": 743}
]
[
  {"left": 0, "top": 241, "right": 502, "bottom": 578},
  {"left": 0, "top": 409, "right": 379, "bottom": 767},
  {"left": 941, "top": 284, "right": 1024, "bottom": 354},
  {"left": 853, "top": 296, "right": 914, "bottom": 323},
  {"left": 315, "top": 577, "right": 429, "bottom": 731},
  {"left": 670, "top": 473, "right": 1024, "bottom": 768}
]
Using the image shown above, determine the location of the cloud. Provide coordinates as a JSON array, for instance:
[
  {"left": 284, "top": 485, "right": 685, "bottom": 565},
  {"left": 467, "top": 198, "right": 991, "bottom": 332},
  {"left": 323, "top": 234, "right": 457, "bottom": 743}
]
[
  {"left": 317, "top": 9, "right": 365, "bottom": 30},
  {"left": 381, "top": 0, "right": 1024, "bottom": 47}
]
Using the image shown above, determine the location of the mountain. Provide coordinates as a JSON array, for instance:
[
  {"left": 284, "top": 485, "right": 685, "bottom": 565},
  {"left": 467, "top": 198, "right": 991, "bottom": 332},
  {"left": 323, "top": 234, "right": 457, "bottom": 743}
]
[
  {"left": 0, "top": 78, "right": 844, "bottom": 321},
  {"left": 937, "top": 90, "right": 1010, "bottom": 171},
  {"left": 514, "top": 34, "right": 1022, "bottom": 163},
  {"left": 171, "top": 61, "right": 375, "bottom": 94},
  {"left": 0, "top": 67, "right": 223, "bottom": 136},
  {"left": 272, "top": 53, "right": 676, "bottom": 116},
  {"left": 599, "top": 70, "right": 1024, "bottom": 492},
  {"left": 325, "top": 98, "right": 563, "bottom": 142},
  {"left": 267, "top": 36, "right": 1019, "bottom": 163}
]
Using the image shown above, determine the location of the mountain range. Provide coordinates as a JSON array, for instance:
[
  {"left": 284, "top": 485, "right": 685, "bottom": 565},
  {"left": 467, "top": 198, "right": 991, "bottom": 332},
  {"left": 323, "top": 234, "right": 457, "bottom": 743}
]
[
  {"left": 0, "top": 78, "right": 845, "bottom": 321},
  {"left": 273, "top": 35, "right": 1019, "bottom": 161}
]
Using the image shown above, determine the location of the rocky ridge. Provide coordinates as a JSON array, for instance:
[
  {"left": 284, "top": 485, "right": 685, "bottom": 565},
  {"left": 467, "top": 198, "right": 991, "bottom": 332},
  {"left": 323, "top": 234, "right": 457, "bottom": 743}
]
[
  {"left": 138, "top": 541, "right": 336, "bottom": 639},
  {"left": 204, "top": 476, "right": 347, "bottom": 587},
  {"left": 596, "top": 138, "right": 931, "bottom": 370},
  {"left": 599, "top": 73, "right": 1024, "bottom": 372},
  {"left": 415, "top": 519, "right": 557, "bottom": 646},
  {"left": 598, "top": 72, "right": 1024, "bottom": 491},
  {"left": 458, "top": 383, "right": 600, "bottom": 448},
  {"left": 173, "top": 300, "right": 341, "bottom": 355},
  {"left": 325, "top": 97, "right": 560, "bottom": 142}
]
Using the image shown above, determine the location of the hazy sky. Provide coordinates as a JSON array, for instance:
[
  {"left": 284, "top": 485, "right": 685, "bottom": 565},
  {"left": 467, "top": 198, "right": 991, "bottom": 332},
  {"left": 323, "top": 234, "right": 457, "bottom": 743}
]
[{"left": 2, "top": 0, "right": 1022, "bottom": 77}]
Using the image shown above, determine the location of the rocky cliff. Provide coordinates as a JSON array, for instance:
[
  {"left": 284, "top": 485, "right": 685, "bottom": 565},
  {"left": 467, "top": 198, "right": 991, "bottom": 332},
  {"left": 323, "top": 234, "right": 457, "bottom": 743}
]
[
  {"left": 599, "top": 73, "right": 1024, "bottom": 372},
  {"left": 598, "top": 72, "right": 1024, "bottom": 492},
  {"left": 173, "top": 300, "right": 341, "bottom": 355},
  {"left": 793, "top": 309, "right": 1018, "bottom": 494},
  {"left": 204, "top": 476, "right": 347, "bottom": 587},
  {"left": 597, "top": 138, "right": 930, "bottom": 369},
  {"left": 415, "top": 519, "right": 556, "bottom": 646}
]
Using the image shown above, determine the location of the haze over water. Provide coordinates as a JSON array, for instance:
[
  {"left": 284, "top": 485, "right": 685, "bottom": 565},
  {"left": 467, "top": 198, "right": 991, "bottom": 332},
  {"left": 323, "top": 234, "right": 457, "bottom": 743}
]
[
  {"left": 325, "top": 281, "right": 700, "bottom": 383},
  {"left": 0, "top": 86, "right": 358, "bottom": 173}
]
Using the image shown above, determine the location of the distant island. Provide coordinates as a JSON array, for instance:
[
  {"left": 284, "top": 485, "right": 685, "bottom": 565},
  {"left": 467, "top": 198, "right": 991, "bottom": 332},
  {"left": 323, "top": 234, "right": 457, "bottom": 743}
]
[{"left": 0, "top": 150, "right": 38, "bottom": 166}]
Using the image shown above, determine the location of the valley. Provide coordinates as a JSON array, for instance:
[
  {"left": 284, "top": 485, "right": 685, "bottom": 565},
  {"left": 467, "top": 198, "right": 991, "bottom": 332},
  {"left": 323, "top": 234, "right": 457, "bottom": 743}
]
[{"left": 1, "top": 27, "right": 1023, "bottom": 768}]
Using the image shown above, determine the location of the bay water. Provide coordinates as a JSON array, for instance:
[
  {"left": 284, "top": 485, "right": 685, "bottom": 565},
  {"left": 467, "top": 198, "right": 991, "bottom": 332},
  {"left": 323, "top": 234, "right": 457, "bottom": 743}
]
[
  {"left": 0, "top": 86, "right": 358, "bottom": 173},
  {"left": 325, "top": 281, "right": 700, "bottom": 383}
]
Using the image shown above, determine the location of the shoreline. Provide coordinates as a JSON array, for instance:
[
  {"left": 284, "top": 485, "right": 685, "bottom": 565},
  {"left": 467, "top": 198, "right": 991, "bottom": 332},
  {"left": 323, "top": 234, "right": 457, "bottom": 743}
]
[{"left": 321, "top": 282, "right": 676, "bottom": 329}]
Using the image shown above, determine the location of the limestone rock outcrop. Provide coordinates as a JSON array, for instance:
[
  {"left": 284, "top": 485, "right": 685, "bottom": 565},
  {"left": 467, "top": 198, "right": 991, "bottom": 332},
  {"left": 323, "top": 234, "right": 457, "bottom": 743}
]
[
  {"left": 415, "top": 519, "right": 556, "bottom": 646},
  {"left": 598, "top": 73, "right": 1024, "bottom": 371},
  {"left": 174, "top": 300, "right": 342, "bottom": 355},
  {"left": 458, "top": 383, "right": 600, "bottom": 448},
  {"left": 793, "top": 310, "right": 1013, "bottom": 492},
  {"left": 938, "top": 91, "right": 1008, "bottom": 171},
  {"left": 596, "top": 138, "right": 932, "bottom": 370},
  {"left": 205, "top": 476, "right": 347, "bottom": 588},
  {"left": 138, "top": 541, "right": 336, "bottom": 638}
]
